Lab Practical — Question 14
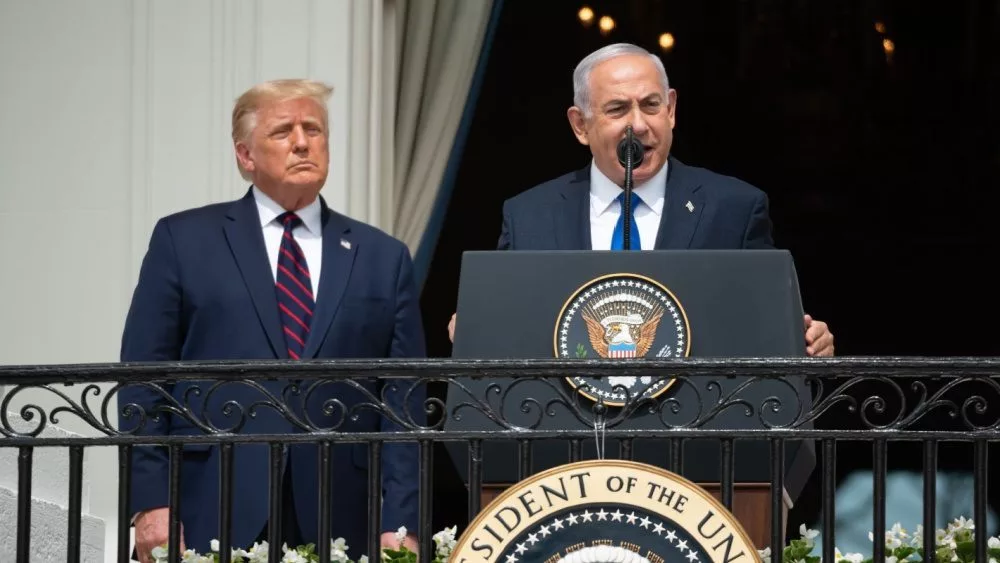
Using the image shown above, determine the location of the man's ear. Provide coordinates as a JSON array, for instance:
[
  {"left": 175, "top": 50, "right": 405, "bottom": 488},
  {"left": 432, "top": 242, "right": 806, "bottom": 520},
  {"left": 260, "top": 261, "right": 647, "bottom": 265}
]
[
  {"left": 567, "top": 106, "right": 591, "bottom": 146},
  {"left": 665, "top": 89, "right": 678, "bottom": 129},
  {"left": 234, "top": 141, "right": 254, "bottom": 174}
]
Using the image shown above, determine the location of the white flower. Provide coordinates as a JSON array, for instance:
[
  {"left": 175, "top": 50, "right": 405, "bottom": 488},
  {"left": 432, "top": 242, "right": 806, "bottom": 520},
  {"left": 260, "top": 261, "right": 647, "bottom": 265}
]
[
  {"left": 936, "top": 529, "right": 958, "bottom": 550},
  {"left": 757, "top": 546, "right": 771, "bottom": 563},
  {"left": 281, "top": 549, "right": 308, "bottom": 563},
  {"left": 210, "top": 539, "right": 220, "bottom": 552},
  {"left": 395, "top": 526, "right": 408, "bottom": 545},
  {"left": 181, "top": 549, "right": 211, "bottom": 563},
  {"left": 835, "top": 548, "right": 864, "bottom": 563},
  {"left": 434, "top": 525, "right": 459, "bottom": 557},
  {"left": 330, "top": 538, "right": 350, "bottom": 563},
  {"left": 798, "top": 524, "right": 819, "bottom": 548},
  {"left": 150, "top": 546, "right": 168, "bottom": 562},
  {"left": 989, "top": 536, "right": 1000, "bottom": 549},
  {"left": 245, "top": 541, "right": 270, "bottom": 563},
  {"left": 949, "top": 516, "right": 974, "bottom": 532},
  {"left": 359, "top": 556, "right": 370, "bottom": 563}
]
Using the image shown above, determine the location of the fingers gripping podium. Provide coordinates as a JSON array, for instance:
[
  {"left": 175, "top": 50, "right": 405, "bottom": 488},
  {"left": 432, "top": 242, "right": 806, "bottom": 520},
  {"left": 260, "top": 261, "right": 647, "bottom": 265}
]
[{"left": 443, "top": 250, "right": 816, "bottom": 548}]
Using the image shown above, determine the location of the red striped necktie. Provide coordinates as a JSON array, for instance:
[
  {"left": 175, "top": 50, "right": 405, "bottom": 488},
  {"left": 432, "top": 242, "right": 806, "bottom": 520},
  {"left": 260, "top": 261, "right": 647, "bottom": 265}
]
[{"left": 275, "top": 212, "right": 315, "bottom": 359}]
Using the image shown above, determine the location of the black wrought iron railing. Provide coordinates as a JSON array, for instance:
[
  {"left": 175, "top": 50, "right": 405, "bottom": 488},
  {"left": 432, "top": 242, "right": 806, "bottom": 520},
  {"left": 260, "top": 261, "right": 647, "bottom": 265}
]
[{"left": 0, "top": 358, "right": 997, "bottom": 563}]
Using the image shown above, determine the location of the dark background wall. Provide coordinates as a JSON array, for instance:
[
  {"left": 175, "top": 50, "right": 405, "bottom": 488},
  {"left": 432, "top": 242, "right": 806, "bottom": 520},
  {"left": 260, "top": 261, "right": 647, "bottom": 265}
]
[{"left": 419, "top": 0, "right": 1000, "bottom": 536}]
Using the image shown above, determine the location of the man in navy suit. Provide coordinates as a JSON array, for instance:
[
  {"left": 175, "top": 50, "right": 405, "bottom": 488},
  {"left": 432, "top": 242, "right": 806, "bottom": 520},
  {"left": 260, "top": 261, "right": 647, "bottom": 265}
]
[
  {"left": 450, "top": 43, "right": 834, "bottom": 354},
  {"left": 120, "top": 79, "right": 423, "bottom": 562}
]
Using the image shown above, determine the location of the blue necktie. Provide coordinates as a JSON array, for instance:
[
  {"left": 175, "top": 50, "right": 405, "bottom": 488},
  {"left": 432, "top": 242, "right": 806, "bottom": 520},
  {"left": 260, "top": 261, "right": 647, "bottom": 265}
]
[
  {"left": 610, "top": 192, "right": 643, "bottom": 251},
  {"left": 275, "top": 212, "right": 315, "bottom": 359}
]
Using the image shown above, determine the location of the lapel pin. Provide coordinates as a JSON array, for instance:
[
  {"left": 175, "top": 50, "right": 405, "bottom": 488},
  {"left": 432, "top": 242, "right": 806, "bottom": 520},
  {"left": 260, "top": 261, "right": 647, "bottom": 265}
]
[
  {"left": 685, "top": 201, "right": 695, "bottom": 213},
  {"left": 340, "top": 239, "right": 351, "bottom": 250}
]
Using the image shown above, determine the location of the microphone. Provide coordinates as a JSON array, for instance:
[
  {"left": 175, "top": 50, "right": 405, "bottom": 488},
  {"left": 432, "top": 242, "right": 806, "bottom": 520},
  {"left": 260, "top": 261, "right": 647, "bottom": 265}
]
[
  {"left": 616, "top": 131, "right": 644, "bottom": 168},
  {"left": 616, "top": 126, "right": 643, "bottom": 250}
]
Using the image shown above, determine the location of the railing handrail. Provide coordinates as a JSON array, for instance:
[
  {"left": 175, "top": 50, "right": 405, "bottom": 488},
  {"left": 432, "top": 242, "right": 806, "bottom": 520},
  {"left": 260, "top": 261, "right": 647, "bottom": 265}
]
[{"left": 1, "top": 356, "right": 999, "bottom": 384}]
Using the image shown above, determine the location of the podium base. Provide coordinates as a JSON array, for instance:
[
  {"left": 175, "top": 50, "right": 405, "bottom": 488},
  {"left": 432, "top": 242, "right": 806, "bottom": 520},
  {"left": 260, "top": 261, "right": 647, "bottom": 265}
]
[{"left": 478, "top": 482, "right": 788, "bottom": 550}]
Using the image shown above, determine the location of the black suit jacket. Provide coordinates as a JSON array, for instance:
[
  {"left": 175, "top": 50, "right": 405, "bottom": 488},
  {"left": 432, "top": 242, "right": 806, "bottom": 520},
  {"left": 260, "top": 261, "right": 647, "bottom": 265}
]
[{"left": 498, "top": 156, "right": 774, "bottom": 251}]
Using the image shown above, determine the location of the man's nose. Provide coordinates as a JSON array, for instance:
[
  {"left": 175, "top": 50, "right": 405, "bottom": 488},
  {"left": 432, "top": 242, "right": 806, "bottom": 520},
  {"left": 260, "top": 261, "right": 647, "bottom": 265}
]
[
  {"left": 291, "top": 126, "right": 308, "bottom": 150},
  {"left": 629, "top": 110, "right": 650, "bottom": 137}
]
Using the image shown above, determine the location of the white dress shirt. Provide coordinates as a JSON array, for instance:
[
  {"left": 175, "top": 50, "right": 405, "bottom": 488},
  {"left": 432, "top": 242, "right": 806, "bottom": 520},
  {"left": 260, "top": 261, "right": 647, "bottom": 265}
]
[
  {"left": 589, "top": 159, "right": 668, "bottom": 250},
  {"left": 253, "top": 186, "right": 323, "bottom": 296}
]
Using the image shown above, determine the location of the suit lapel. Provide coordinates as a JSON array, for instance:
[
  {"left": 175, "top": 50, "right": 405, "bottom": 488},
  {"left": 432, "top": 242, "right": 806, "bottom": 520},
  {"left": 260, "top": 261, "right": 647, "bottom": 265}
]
[
  {"left": 223, "top": 192, "right": 286, "bottom": 358},
  {"left": 302, "top": 205, "right": 356, "bottom": 358},
  {"left": 554, "top": 167, "right": 592, "bottom": 250},
  {"left": 655, "top": 157, "right": 704, "bottom": 249}
]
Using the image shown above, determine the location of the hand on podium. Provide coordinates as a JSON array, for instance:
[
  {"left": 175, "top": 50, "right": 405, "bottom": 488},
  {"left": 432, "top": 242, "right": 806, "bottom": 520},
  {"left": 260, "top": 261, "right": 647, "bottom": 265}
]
[
  {"left": 804, "top": 314, "right": 834, "bottom": 356},
  {"left": 448, "top": 313, "right": 457, "bottom": 343}
]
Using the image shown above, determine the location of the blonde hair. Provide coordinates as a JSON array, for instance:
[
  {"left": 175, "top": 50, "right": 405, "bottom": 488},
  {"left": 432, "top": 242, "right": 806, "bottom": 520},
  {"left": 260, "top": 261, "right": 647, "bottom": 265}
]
[{"left": 231, "top": 79, "right": 333, "bottom": 180}]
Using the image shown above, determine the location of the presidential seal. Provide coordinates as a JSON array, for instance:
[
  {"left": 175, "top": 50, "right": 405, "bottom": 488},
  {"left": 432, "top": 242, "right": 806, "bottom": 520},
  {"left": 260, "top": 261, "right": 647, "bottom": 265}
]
[
  {"left": 450, "top": 460, "right": 759, "bottom": 563},
  {"left": 554, "top": 274, "right": 690, "bottom": 406}
]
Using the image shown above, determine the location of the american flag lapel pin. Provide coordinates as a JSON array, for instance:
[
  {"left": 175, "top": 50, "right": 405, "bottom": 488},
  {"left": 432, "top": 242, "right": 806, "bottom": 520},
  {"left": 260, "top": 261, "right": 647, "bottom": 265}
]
[
  {"left": 340, "top": 239, "right": 351, "bottom": 250},
  {"left": 685, "top": 200, "right": 695, "bottom": 213}
]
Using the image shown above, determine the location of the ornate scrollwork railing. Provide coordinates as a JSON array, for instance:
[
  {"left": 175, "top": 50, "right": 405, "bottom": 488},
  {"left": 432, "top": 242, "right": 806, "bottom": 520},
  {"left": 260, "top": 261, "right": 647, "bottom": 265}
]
[{"left": 0, "top": 358, "right": 998, "bottom": 441}]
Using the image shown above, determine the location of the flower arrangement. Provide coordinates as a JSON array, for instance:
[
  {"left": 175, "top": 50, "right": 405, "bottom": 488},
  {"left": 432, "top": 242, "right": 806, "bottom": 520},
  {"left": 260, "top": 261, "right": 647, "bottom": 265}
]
[
  {"left": 759, "top": 517, "right": 1000, "bottom": 563},
  {"left": 151, "top": 525, "right": 458, "bottom": 563},
  {"left": 150, "top": 517, "right": 1000, "bottom": 563}
]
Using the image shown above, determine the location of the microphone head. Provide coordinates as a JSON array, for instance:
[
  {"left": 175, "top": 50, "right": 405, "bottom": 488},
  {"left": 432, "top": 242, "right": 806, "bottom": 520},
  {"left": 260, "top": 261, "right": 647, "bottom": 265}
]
[{"left": 616, "top": 132, "right": 644, "bottom": 168}]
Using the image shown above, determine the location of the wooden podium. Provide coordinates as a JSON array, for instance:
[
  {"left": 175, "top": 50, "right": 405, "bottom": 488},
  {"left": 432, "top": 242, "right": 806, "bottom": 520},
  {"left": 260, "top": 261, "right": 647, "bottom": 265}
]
[{"left": 478, "top": 482, "right": 788, "bottom": 549}]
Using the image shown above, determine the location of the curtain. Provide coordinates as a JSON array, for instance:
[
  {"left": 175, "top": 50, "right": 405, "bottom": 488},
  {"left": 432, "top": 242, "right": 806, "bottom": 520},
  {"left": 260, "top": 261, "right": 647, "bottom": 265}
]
[{"left": 391, "top": 0, "right": 494, "bottom": 254}]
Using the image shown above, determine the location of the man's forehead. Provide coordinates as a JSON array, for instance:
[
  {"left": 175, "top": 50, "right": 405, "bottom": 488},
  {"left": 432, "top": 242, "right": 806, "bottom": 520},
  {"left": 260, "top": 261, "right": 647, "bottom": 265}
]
[
  {"left": 590, "top": 56, "right": 663, "bottom": 101},
  {"left": 258, "top": 98, "right": 325, "bottom": 121}
]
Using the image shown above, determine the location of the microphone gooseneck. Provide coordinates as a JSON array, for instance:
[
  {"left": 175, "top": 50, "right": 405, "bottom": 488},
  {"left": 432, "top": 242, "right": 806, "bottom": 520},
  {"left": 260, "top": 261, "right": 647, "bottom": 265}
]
[{"left": 616, "top": 126, "right": 642, "bottom": 250}]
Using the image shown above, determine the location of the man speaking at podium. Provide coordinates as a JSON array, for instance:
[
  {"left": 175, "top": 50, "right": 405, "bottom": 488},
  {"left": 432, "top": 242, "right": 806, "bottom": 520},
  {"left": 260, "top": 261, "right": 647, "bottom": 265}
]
[{"left": 451, "top": 43, "right": 834, "bottom": 356}]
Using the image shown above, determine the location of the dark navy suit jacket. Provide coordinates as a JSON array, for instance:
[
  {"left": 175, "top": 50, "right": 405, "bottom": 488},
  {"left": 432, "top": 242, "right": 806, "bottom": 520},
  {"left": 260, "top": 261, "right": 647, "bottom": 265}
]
[
  {"left": 118, "top": 188, "right": 425, "bottom": 554},
  {"left": 498, "top": 156, "right": 774, "bottom": 250}
]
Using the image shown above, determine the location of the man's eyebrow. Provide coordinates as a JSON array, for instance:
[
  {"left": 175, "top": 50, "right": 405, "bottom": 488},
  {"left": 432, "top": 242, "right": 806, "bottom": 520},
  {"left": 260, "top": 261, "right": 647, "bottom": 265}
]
[
  {"left": 602, "top": 98, "right": 630, "bottom": 108},
  {"left": 266, "top": 118, "right": 294, "bottom": 131}
]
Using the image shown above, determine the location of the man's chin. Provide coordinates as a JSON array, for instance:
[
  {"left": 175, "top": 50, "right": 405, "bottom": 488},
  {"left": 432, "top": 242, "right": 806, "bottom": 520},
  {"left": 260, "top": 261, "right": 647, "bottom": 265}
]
[{"left": 284, "top": 172, "right": 326, "bottom": 188}]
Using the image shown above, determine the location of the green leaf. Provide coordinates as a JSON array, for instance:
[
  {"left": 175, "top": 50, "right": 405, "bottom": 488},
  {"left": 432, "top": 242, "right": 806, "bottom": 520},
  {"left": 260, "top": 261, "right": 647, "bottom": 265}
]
[
  {"left": 955, "top": 540, "right": 975, "bottom": 561},
  {"left": 575, "top": 343, "right": 587, "bottom": 358}
]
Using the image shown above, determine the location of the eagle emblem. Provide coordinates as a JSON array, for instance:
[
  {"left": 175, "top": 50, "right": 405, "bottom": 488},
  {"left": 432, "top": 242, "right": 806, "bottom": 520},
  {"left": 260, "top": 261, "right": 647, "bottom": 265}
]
[
  {"left": 555, "top": 274, "right": 690, "bottom": 405},
  {"left": 582, "top": 307, "right": 664, "bottom": 359}
]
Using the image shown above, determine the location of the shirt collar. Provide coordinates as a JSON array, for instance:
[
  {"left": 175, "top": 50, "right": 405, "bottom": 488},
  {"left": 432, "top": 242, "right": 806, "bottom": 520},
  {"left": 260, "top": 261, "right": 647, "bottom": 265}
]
[
  {"left": 252, "top": 185, "right": 323, "bottom": 235},
  {"left": 590, "top": 159, "right": 668, "bottom": 217}
]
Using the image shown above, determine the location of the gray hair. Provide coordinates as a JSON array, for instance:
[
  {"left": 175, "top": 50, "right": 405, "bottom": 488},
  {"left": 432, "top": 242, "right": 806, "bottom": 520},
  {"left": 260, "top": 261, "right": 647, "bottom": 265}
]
[{"left": 572, "top": 43, "right": 670, "bottom": 116}]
